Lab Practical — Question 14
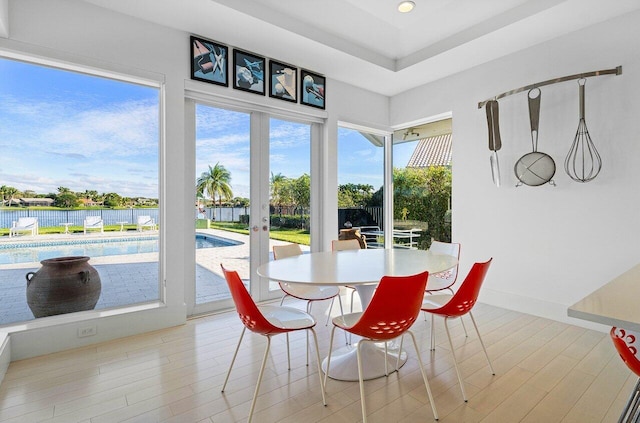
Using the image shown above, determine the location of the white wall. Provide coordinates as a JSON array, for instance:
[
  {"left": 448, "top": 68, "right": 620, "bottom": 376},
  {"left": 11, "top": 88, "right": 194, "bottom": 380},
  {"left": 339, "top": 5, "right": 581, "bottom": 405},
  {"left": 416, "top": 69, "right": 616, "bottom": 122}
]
[
  {"left": 0, "top": 0, "right": 389, "bottom": 358},
  {"left": 390, "top": 11, "right": 640, "bottom": 328}
]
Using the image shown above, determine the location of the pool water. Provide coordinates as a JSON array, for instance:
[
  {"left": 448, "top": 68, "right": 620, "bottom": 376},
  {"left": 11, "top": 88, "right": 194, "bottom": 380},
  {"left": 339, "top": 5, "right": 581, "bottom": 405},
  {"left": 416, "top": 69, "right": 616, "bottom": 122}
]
[{"left": 0, "top": 233, "right": 242, "bottom": 265}]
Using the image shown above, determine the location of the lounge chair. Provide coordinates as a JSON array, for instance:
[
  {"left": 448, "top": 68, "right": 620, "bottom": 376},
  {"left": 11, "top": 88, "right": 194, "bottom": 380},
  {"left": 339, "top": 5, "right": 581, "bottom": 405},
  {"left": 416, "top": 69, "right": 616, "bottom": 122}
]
[
  {"left": 137, "top": 215, "right": 157, "bottom": 231},
  {"left": 9, "top": 217, "right": 38, "bottom": 237},
  {"left": 83, "top": 216, "right": 104, "bottom": 234}
]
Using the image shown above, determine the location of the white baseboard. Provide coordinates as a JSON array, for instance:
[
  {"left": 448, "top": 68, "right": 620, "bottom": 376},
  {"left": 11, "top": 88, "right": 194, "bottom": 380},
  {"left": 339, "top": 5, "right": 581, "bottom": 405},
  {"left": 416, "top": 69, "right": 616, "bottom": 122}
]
[
  {"left": 0, "top": 333, "right": 10, "bottom": 385},
  {"left": 479, "top": 288, "right": 609, "bottom": 333}
]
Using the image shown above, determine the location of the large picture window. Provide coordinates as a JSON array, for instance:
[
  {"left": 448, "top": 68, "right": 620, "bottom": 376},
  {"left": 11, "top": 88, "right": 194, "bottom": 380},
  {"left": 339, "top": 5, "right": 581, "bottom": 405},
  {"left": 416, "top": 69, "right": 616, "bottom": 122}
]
[{"left": 0, "top": 56, "right": 161, "bottom": 326}]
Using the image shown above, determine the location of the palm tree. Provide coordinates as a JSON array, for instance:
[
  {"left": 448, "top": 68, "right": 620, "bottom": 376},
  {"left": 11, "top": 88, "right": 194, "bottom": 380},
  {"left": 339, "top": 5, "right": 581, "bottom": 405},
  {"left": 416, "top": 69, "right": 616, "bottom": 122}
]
[
  {"left": 1, "top": 186, "right": 19, "bottom": 207},
  {"left": 196, "top": 163, "right": 233, "bottom": 211},
  {"left": 270, "top": 172, "right": 286, "bottom": 207}
]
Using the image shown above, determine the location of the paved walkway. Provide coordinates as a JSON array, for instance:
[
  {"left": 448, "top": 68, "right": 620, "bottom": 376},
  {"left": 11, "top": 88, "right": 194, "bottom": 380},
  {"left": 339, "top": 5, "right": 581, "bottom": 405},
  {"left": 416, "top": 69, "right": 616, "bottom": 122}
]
[{"left": 0, "top": 229, "right": 300, "bottom": 326}]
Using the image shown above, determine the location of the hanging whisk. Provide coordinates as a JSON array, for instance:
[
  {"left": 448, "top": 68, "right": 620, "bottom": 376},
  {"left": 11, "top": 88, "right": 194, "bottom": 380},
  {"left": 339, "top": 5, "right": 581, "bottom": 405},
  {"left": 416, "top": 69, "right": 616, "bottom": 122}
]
[{"left": 564, "top": 79, "right": 602, "bottom": 182}]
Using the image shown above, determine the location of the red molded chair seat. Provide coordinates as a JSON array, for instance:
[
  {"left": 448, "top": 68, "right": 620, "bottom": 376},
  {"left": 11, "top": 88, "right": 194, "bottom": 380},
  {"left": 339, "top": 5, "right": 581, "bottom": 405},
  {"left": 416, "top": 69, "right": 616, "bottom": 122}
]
[
  {"left": 220, "top": 265, "right": 326, "bottom": 423},
  {"left": 422, "top": 258, "right": 495, "bottom": 402},
  {"left": 610, "top": 327, "right": 640, "bottom": 422},
  {"left": 325, "top": 271, "right": 438, "bottom": 422}
]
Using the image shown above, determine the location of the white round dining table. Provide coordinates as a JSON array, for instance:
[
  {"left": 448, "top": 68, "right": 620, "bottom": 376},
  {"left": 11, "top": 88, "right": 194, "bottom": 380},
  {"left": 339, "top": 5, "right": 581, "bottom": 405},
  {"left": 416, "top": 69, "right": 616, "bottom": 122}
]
[{"left": 256, "top": 248, "right": 458, "bottom": 381}]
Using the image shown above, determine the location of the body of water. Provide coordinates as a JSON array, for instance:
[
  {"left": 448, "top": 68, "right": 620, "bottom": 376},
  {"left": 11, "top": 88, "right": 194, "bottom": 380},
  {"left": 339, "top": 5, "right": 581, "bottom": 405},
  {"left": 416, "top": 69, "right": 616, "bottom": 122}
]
[{"left": 0, "top": 233, "right": 242, "bottom": 265}]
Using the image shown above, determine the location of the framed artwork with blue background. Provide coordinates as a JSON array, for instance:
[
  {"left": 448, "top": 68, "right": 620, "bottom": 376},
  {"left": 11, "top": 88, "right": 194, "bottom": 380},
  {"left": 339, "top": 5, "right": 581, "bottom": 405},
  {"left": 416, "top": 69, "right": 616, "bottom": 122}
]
[
  {"left": 300, "top": 69, "right": 325, "bottom": 109},
  {"left": 269, "top": 60, "right": 297, "bottom": 103},
  {"left": 190, "top": 35, "right": 228, "bottom": 87},
  {"left": 233, "top": 49, "right": 265, "bottom": 95}
]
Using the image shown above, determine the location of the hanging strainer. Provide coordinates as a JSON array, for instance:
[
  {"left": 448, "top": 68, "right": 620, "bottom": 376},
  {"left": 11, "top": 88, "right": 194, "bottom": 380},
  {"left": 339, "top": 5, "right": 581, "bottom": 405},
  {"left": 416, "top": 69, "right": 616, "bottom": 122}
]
[{"left": 564, "top": 79, "right": 602, "bottom": 182}]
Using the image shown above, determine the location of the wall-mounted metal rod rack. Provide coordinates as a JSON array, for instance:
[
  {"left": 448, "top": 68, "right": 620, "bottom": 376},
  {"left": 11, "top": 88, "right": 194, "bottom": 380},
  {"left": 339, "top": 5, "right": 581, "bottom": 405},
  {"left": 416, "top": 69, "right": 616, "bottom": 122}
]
[{"left": 477, "top": 65, "right": 622, "bottom": 109}]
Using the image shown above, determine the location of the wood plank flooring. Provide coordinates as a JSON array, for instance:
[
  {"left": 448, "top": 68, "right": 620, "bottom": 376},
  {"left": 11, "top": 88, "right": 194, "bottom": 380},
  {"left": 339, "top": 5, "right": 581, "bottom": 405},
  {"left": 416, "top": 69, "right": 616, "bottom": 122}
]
[{"left": 0, "top": 295, "right": 633, "bottom": 422}]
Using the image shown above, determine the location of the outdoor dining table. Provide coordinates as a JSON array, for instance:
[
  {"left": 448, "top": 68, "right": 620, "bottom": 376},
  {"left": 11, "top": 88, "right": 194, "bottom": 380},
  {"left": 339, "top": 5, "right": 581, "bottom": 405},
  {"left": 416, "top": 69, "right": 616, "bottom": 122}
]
[{"left": 257, "top": 248, "right": 458, "bottom": 381}]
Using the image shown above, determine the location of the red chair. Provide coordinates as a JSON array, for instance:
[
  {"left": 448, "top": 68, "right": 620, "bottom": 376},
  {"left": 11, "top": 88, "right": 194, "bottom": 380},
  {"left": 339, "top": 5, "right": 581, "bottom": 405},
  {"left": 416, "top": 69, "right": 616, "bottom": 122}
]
[
  {"left": 610, "top": 327, "right": 640, "bottom": 422},
  {"left": 325, "top": 271, "right": 438, "bottom": 422},
  {"left": 421, "top": 258, "right": 495, "bottom": 402},
  {"left": 220, "top": 265, "right": 326, "bottom": 423}
]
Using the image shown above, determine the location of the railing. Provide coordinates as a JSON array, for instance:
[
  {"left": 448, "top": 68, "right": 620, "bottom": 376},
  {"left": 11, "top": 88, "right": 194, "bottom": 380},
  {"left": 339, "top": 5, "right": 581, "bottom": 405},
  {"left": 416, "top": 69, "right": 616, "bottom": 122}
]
[
  {"left": 359, "top": 227, "right": 422, "bottom": 249},
  {"left": 0, "top": 209, "right": 159, "bottom": 229}
]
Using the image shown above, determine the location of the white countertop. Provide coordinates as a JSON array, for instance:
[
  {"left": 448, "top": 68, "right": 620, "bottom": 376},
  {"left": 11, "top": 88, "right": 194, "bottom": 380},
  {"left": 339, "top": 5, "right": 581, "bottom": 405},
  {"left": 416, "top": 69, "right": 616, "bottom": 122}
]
[{"left": 568, "top": 262, "right": 640, "bottom": 332}]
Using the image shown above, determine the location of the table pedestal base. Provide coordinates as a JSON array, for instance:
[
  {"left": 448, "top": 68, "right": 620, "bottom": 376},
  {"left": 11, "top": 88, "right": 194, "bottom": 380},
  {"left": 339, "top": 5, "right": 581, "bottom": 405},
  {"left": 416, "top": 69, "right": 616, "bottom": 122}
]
[{"left": 321, "top": 341, "right": 407, "bottom": 381}]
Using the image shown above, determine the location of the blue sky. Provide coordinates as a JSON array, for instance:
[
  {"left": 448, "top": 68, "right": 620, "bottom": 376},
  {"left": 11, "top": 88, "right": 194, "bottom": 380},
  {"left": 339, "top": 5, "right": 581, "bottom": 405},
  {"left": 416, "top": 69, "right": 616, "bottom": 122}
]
[
  {"left": 0, "top": 57, "right": 418, "bottom": 201},
  {"left": 195, "top": 110, "right": 418, "bottom": 200},
  {"left": 0, "top": 58, "right": 159, "bottom": 198}
]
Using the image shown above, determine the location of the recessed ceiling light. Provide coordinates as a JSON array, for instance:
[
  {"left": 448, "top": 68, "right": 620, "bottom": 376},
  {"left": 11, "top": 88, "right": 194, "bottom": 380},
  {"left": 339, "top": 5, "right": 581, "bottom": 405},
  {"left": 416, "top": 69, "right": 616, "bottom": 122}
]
[{"left": 398, "top": 1, "right": 415, "bottom": 13}]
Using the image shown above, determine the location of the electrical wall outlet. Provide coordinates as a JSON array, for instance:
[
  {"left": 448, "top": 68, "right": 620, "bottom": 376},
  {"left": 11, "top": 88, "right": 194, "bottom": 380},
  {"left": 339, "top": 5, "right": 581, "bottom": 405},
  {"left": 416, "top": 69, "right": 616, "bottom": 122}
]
[{"left": 78, "top": 325, "right": 97, "bottom": 338}]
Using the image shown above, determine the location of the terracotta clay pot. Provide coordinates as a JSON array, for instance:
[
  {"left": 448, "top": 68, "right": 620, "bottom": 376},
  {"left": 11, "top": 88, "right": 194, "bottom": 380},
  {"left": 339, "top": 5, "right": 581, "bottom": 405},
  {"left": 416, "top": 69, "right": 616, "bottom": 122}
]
[{"left": 26, "top": 256, "right": 101, "bottom": 318}]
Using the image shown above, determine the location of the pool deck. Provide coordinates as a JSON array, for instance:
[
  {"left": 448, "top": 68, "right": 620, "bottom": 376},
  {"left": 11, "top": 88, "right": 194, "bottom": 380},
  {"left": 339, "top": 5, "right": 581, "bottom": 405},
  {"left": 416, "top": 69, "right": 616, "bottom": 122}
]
[{"left": 0, "top": 229, "right": 299, "bottom": 326}]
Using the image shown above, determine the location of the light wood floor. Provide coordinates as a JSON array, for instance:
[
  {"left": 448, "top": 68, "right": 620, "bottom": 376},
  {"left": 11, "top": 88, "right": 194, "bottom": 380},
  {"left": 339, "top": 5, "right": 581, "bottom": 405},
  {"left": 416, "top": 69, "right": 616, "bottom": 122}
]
[{"left": 0, "top": 295, "right": 634, "bottom": 423}]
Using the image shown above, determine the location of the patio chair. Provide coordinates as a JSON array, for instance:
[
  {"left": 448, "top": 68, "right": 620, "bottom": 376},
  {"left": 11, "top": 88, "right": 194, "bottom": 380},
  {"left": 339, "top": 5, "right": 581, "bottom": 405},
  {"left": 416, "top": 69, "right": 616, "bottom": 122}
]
[
  {"left": 9, "top": 217, "right": 38, "bottom": 237},
  {"left": 137, "top": 215, "right": 157, "bottom": 231},
  {"left": 83, "top": 216, "right": 104, "bottom": 234}
]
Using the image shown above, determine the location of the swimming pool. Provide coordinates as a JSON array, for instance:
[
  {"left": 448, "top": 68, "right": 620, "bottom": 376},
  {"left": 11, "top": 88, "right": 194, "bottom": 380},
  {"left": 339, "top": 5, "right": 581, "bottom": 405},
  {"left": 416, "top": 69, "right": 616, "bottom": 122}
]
[{"left": 0, "top": 233, "right": 242, "bottom": 265}]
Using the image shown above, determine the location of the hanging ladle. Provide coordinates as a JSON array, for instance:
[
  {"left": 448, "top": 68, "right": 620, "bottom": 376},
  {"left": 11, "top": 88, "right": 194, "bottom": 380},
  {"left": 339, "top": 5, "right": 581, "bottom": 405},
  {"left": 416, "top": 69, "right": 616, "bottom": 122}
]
[
  {"left": 514, "top": 88, "right": 556, "bottom": 187},
  {"left": 564, "top": 79, "right": 602, "bottom": 182}
]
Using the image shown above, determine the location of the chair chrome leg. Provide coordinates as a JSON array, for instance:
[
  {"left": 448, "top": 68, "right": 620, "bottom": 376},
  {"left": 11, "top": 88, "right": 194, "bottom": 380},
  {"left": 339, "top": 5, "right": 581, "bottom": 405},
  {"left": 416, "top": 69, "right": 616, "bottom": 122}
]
[
  {"left": 350, "top": 288, "right": 355, "bottom": 313},
  {"left": 628, "top": 388, "right": 640, "bottom": 423},
  {"left": 356, "top": 340, "right": 369, "bottom": 423},
  {"left": 324, "top": 325, "right": 338, "bottom": 388},
  {"left": 407, "top": 330, "right": 439, "bottom": 421},
  {"left": 620, "top": 378, "right": 640, "bottom": 423},
  {"left": 396, "top": 334, "right": 405, "bottom": 371},
  {"left": 324, "top": 297, "right": 334, "bottom": 326},
  {"left": 308, "top": 327, "right": 327, "bottom": 405},
  {"left": 384, "top": 342, "right": 389, "bottom": 376},
  {"left": 247, "top": 335, "right": 271, "bottom": 423},
  {"left": 444, "top": 317, "right": 468, "bottom": 401},
  {"left": 222, "top": 326, "right": 246, "bottom": 392},
  {"left": 286, "top": 332, "right": 291, "bottom": 370},
  {"left": 469, "top": 312, "right": 494, "bottom": 375},
  {"left": 460, "top": 316, "right": 468, "bottom": 337},
  {"left": 335, "top": 295, "right": 349, "bottom": 345},
  {"left": 430, "top": 314, "right": 436, "bottom": 351},
  {"left": 305, "top": 301, "right": 313, "bottom": 366}
]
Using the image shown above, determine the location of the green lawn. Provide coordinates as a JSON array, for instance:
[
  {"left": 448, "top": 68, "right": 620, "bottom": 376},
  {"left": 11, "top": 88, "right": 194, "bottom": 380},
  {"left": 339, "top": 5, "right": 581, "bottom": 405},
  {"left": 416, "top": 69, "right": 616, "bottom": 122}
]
[{"left": 210, "top": 222, "right": 310, "bottom": 245}]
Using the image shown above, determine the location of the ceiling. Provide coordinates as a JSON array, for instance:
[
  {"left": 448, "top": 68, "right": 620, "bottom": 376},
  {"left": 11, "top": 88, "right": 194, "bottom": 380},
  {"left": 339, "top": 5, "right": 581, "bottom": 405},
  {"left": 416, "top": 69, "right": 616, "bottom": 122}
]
[{"left": 82, "top": 0, "right": 640, "bottom": 96}]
